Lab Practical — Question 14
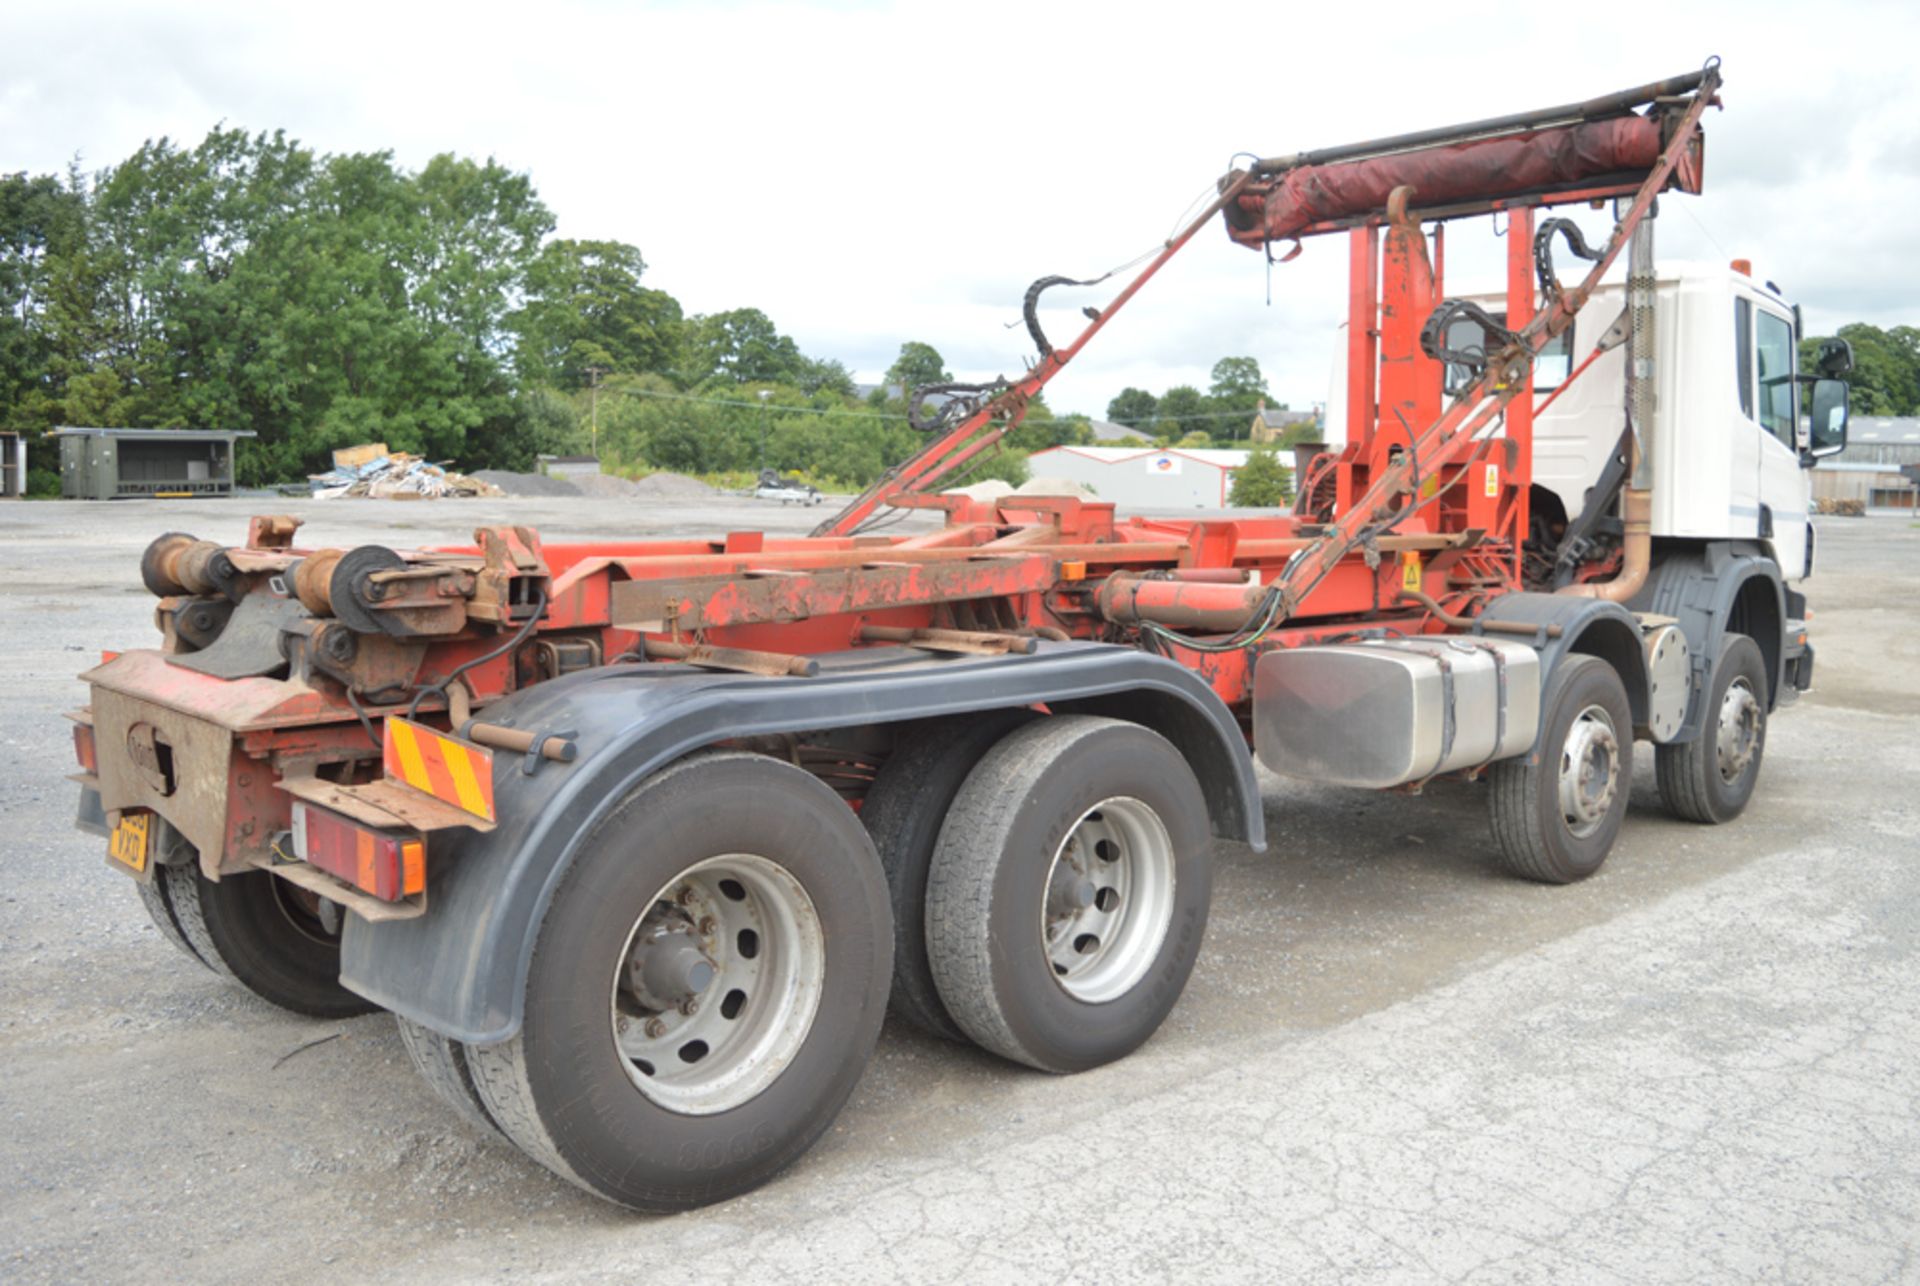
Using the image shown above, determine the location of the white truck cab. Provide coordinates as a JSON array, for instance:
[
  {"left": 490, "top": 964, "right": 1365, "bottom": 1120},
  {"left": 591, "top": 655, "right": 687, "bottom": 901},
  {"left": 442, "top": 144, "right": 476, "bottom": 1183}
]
[
  {"left": 1326, "top": 259, "right": 1853, "bottom": 583},
  {"left": 1530, "top": 261, "right": 1839, "bottom": 582}
]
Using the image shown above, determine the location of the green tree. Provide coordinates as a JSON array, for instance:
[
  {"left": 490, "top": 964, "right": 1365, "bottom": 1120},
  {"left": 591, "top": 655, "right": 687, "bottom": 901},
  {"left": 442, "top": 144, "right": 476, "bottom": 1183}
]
[
  {"left": 512, "top": 239, "right": 682, "bottom": 389},
  {"left": 27, "top": 129, "right": 554, "bottom": 480},
  {"left": 797, "top": 356, "right": 856, "bottom": 398},
  {"left": 680, "top": 308, "right": 809, "bottom": 386},
  {"left": 1228, "top": 442, "right": 1292, "bottom": 507},
  {"left": 1105, "top": 386, "right": 1157, "bottom": 425},
  {"left": 1154, "top": 384, "right": 1211, "bottom": 439},
  {"left": 885, "top": 341, "right": 950, "bottom": 393},
  {"left": 489, "top": 386, "right": 583, "bottom": 472},
  {"left": 0, "top": 170, "right": 84, "bottom": 425},
  {"left": 1208, "top": 356, "right": 1269, "bottom": 439},
  {"left": 1802, "top": 323, "right": 1920, "bottom": 416}
]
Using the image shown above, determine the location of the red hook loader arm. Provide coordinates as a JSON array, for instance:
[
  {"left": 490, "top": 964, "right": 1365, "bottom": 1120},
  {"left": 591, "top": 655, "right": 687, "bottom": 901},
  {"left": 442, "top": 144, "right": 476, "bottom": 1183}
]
[{"left": 73, "top": 62, "right": 1827, "bottom": 1217}]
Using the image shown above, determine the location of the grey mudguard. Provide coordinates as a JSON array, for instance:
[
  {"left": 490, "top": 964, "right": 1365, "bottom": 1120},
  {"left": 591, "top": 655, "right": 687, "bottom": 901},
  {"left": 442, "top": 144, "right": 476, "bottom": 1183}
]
[
  {"left": 339, "top": 640, "right": 1263, "bottom": 1044},
  {"left": 1470, "top": 593, "right": 1653, "bottom": 731}
]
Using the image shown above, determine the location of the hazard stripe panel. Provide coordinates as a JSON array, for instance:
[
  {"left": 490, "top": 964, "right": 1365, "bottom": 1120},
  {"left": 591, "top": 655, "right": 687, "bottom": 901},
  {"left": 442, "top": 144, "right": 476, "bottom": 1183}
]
[{"left": 382, "top": 717, "right": 496, "bottom": 824}]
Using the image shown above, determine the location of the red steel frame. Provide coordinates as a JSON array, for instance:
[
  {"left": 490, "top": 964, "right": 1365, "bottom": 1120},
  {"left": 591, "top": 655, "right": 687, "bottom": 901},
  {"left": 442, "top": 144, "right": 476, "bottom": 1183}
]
[{"left": 83, "top": 66, "right": 1721, "bottom": 876}]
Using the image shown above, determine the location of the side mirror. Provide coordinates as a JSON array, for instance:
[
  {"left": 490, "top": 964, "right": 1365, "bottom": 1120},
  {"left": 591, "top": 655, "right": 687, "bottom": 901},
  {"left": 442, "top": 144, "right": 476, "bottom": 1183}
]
[
  {"left": 1806, "top": 378, "right": 1849, "bottom": 460},
  {"left": 1817, "top": 337, "right": 1854, "bottom": 377}
]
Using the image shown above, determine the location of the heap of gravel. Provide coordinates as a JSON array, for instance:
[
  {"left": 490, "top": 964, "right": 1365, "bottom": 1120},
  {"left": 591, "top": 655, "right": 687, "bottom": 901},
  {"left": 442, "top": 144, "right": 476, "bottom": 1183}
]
[
  {"left": 630, "top": 471, "right": 720, "bottom": 499},
  {"left": 571, "top": 473, "right": 642, "bottom": 498},
  {"left": 472, "top": 469, "right": 581, "bottom": 498},
  {"left": 470, "top": 468, "right": 721, "bottom": 501}
]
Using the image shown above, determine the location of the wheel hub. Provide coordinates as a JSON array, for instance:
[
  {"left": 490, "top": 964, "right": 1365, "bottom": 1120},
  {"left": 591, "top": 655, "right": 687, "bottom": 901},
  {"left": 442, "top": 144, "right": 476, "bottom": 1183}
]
[
  {"left": 610, "top": 854, "right": 825, "bottom": 1115},
  {"left": 1716, "top": 678, "right": 1761, "bottom": 783},
  {"left": 1040, "top": 797, "right": 1176, "bottom": 1004},
  {"left": 1558, "top": 704, "right": 1620, "bottom": 840},
  {"left": 624, "top": 916, "right": 718, "bottom": 1012}
]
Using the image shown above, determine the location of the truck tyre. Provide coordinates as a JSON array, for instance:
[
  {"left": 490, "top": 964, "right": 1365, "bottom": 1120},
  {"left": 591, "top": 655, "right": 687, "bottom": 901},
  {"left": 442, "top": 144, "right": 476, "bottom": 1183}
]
[
  {"left": 1656, "top": 633, "right": 1768, "bottom": 824},
  {"left": 395, "top": 1017, "right": 503, "bottom": 1139},
  {"left": 160, "top": 864, "right": 378, "bottom": 1019},
  {"left": 136, "top": 870, "right": 213, "bottom": 970},
  {"left": 924, "top": 716, "right": 1213, "bottom": 1074},
  {"left": 861, "top": 709, "right": 1035, "bottom": 1043},
  {"left": 1488, "top": 654, "right": 1633, "bottom": 884},
  {"left": 464, "top": 751, "right": 892, "bottom": 1213}
]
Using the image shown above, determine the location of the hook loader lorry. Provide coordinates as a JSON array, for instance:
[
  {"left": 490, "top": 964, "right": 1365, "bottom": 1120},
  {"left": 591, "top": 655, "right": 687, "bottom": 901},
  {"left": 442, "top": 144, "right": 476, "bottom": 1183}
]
[{"left": 70, "top": 58, "right": 1851, "bottom": 1211}]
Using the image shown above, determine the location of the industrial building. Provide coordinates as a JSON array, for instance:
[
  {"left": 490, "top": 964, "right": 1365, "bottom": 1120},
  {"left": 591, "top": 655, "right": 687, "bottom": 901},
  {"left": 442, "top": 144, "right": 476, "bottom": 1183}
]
[
  {"left": 1812, "top": 417, "right": 1920, "bottom": 512},
  {"left": 1026, "top": 445, "right": 1250, "bottom": 510},
  {"left": 54, "top": 427, "right": 254, "bottom": 499}
]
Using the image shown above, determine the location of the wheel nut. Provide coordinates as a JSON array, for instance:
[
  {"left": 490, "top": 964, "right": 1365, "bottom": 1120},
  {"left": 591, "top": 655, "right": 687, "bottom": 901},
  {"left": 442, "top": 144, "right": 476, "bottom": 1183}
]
[
  {"left": 617, "top": 1016, "right": 630, "bottom": 1033},
  {"left": 679, "top": 996, "right": 700, "bottom": 1017},
  {"left": 644, "top": 1017, "right": 668, "bottom": 1039},
  {"left": 698, "top": 916, "right": 717, "bottom": 935},
  {"left": 676, "top": 886, "right": 698, "bottom": 907}
]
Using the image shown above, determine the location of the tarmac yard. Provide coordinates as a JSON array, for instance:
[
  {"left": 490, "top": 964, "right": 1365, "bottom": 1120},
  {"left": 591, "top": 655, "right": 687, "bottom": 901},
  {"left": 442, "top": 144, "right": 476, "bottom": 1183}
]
[{"left": 2, "top": 497, "right": 1916, "bottom": 1283}]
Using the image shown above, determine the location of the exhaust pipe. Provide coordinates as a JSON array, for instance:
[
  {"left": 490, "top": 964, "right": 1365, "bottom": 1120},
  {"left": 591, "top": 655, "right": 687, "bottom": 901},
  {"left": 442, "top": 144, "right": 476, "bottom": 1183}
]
[{"left": 1562, "top": 211, "right": 1657, "bottom": 603}]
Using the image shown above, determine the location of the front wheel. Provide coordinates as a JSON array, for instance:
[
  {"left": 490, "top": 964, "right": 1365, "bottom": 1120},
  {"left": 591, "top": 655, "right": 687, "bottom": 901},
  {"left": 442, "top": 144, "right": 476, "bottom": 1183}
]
[
  {"left": 924, "top": 716, "right": 1214, "bottom": 1074},
  {"left": 1488, "top": 654, "right": 1633, "bottom": 884},
  {"left": 1656, "top": 633, "right": 1768, "bottom": 824},
  {"left": 464, "top": 751, "right": 892, "bottom": 1212}
]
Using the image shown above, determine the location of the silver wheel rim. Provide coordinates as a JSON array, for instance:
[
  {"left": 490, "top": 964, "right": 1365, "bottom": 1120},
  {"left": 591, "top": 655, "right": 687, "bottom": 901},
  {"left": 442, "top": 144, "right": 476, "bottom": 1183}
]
[
  {"left": 1716, "top": 677, "right": 1762, "bottom": 784},
  {"left": 1040, "top": 796, "right": 1176, "bottom": 1004},
  {"left": 609, "top": 853, "right": 825, "bottom": 1116},
  {"left": 1558, "top": 703, "right": 1621, "bottom": 840}
]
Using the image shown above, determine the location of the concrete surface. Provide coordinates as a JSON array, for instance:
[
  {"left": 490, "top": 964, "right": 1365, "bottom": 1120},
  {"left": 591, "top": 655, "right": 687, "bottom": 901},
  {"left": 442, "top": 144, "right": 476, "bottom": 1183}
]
[{"left": 1, "top": 497, "right": 1916, "bottom": 1283}]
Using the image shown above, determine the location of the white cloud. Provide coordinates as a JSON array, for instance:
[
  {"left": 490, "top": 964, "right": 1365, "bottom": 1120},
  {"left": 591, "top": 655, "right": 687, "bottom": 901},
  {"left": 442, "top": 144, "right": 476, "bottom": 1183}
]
[{"left": 6, "top": 0, "right": 1915, "bottom": 416}]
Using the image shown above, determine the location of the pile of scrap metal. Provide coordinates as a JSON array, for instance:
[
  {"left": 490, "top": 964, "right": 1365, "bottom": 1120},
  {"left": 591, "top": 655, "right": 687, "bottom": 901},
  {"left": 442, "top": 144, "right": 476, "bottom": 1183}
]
[{"left": 308, "top": 442, "right": 503, "bottom": 500}]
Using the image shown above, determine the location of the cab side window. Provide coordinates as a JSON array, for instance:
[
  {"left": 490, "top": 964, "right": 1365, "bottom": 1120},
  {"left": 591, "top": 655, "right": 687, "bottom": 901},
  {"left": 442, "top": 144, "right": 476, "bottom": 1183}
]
[
  {"left": 1734, "top": 299, "right": 1754, "bottom": 418},
  {"left": 1440, "top": 310, "right": 1571, "bottom": 396},
  {"left": 1754, "top": 310, "right": 1797, "bottom": 446}
]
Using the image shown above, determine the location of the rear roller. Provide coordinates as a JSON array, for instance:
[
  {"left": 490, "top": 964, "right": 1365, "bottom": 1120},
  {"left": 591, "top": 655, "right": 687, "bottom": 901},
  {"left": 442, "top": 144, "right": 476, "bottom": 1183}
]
[
  {"left": 464, "top": 751, "right": 892, "bottom": 1213},
  {"left": 924, "top": 716, "right": 1214, "bottom": 1074}
]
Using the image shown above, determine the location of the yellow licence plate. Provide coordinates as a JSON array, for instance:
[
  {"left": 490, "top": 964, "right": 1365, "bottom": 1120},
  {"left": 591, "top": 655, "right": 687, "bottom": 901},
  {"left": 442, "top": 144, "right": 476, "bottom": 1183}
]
[{"left": 108, "top": 813, "right": 152, "bottom": 875}]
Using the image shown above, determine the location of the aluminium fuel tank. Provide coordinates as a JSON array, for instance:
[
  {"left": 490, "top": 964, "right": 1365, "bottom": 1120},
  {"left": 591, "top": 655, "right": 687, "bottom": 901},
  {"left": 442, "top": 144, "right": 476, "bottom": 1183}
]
[{"left": 1253, "top": 636, "right": 1541, "bottom": 790}]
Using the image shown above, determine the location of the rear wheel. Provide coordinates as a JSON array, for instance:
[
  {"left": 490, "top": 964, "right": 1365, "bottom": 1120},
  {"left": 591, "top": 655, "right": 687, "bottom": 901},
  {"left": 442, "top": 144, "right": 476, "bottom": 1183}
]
[
  {"left": 136, "top": 868, "right": 211, "bottom": 969},
  {"left": 465, "top": 751, "right": 892, "bottom": 1213},
  {"left": 861, "top": 710, "right": 1034, "bottom": 1042},
  {"left": 396, "top": 1017, "right": 503, "bottom": 1138},
  {"left": 1656, "top": 633, "right": 1768, "bottom": 824},
  {"left": 160, "top": 862, "right": 377, "bottom": 1018},
  {"left": 1488, "top": 654, "right": 1633, "bottom": 884},
  {"left": 924, "top": 716, "right": 1213, "bottom": 1073}
]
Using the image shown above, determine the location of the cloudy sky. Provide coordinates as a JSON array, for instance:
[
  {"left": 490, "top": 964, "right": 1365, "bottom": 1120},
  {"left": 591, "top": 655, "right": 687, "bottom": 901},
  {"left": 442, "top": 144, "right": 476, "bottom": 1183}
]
[{"left": 5, "top": 0, "right": 1916, "bottom": 419}]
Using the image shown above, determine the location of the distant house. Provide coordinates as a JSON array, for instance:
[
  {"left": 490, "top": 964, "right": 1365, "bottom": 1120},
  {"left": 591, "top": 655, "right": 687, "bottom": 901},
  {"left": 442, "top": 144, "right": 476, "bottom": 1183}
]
[
  {"left": 1249, "top": 400, "right": 1319, "bottom": 444},
  {"left": 1811, "top": 417, "right": 1920, "bottom": 512},
  {"left": 1088, "top": 419, "right": 1152, "bottom": 444}
]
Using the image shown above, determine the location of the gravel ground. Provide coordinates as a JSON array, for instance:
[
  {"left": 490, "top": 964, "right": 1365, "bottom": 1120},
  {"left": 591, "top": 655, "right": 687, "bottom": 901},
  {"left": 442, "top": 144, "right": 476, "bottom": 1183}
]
[{"left": 1, "top": 498, "right": 1915, "bottom": 1283}]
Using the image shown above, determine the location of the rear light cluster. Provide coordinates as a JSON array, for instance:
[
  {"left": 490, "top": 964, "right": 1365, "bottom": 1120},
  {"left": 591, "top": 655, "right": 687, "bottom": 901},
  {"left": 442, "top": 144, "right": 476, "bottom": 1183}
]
[
  {"left": 72, "top": 724, "right": 98, "bottom": 775},
  {"left": 291, "top": 802, "right": 425, "bottom": 902}
]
